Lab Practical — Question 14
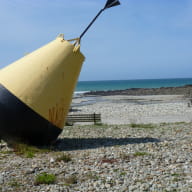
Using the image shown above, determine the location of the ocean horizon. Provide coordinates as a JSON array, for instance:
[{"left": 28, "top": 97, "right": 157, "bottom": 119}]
[{"left": 75, "top": 78, "right": 192, "bottom": 92}]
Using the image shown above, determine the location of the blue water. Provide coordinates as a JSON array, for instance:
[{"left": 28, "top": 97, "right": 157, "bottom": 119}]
[{"left": 75, "top": 78, "right": 192, "bottom": 92}]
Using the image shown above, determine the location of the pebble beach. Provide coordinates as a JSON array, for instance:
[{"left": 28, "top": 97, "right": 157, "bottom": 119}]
[
  {"left": 71, "top": 94, "right": 192, "bottom": 124},
  {"left": 0, "top": 90, "right": 192, "bottom": 191}
]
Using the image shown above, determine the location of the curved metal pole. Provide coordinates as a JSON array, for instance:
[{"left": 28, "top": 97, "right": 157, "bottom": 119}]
[
  {"left": 79, "top": 8, "right": 104, "bottom": 41},
  {"left": 79, "top": 0, "right": 120, "bottom": 42}
]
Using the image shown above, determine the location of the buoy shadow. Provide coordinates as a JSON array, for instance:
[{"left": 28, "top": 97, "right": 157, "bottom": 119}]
[{"left": 55, "top": 137, "right": 161, "bottom": 151}]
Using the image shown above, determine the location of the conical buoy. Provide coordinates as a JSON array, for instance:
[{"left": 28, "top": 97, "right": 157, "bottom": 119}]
[
  {"left": 0, "top": 0, "right": 120, "bottom": 145},
  {"left": 0, "top": 34, "right": 84, "bottom": 145}
]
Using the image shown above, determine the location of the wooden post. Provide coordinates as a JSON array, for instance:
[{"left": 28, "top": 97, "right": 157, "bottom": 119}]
[{"left": 94, "top": 113, "right": 96, "bottom": 125}]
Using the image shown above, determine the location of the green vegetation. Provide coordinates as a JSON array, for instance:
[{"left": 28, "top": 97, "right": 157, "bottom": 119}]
[
  {"left": 130, "top": 123, "right": 156, "bottom": 129},
  {"left": 113, "top": 169, "right": 119, "bottom": 172},
  {"left": 173, "top": 122, "right": 185, "bottom": 125},
  {"left": 0, "top": 150, "right": 13, "bottom": 155},
  {"left": 25, "top": 151, "right": 35, "bottom": 158},
  {"left": 160, "top": 122, "right": 186, "bottom": 126},
  {"left": 12, "top": 143, "right": 50, "bottom": 158},
  {"left": 35, "top": 172, "right": 56, "bottom": 185},
  {"left": 133, "top": 152, "right": 150, "bottom": 156},
  {"left": 56, "top": 153, "right": 72, "bottom": 162},
  {"left": 171, "top": 173, "right": 181, "bottom": 177},
  {"left": 94, "top": 122, "right": 104, "bottom": 126},
  {"left": 171, "top": 173, "right": 183, "bottom": 182},
  {"left": 120, "top": 151, "right": 151, "bottom": 160},
  {"left": 120, "top": 172, "right": 126, "bottom": 176},
  {"left": 76, "top": 124, "right": 109, "bottom": 129},
  {"left": 8, "top": 180, "right": 21, "bottom": 188},
  {"left": 163, "top": 190, "right": 178, "bottom": 192}
]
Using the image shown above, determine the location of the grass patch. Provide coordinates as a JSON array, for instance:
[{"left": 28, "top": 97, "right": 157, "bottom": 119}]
[
  {"left": 163, "top": 189, "right": 178, "bottom": 192},
  {"left": 94, "top": 122, "right": 104, "bottom": 126},
  {"left": 130, "top": 123, "right": 156, "bottom": 128},
  {"left": 113, "top": 169, "right": 119, "bottom": 172},
  {"left": 11, "top": 143, "right": 50, "bottom": 158},
  {"left": 75, "top": 124, "right": 109, "bottom": 129},
  {"left": 120, "top": 172, "right": 126, "bottom": 176},
  {"left": 8, "top": 179, "right": 21, "bottom": 188},
  {"left": 0, "top": 150, "right": 13, "bottom": 155},
  {"left": 120, "top": 151, "right": 150, "bottom": 160},
  {"left": 56, "top": 153, "right": 72, "bottom": 162},
  {"left": 171, "top": 173, "right": 184, "bottom": 182},
  {"left": 171, "top": 173, "right": 181, "bottom": 177},
  {"left": 35, "top": 172, "right": 56, "bottom": 185},
  {"left": 175, "top": 122, "right": 185, "bottom": 125},
  {"left": 25, "top": 151, "right": 35, "bottom": 158},
  {"left": 133, "top": 152, "right": 150, "bottom": 156},
  {"left": 160, "top": 122, "right": 186, "bottom": 126},
  {"left": 8, "top": 180, "right": 21, "bottom": 188}
]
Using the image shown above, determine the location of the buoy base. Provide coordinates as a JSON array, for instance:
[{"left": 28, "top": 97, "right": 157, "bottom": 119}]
[{"left": 0, "top": 85, "right": 62, "bottom": 146}]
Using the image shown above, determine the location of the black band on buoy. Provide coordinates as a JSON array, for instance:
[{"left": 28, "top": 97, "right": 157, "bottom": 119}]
[{"left": 0, "top": 84, "right": 62, "bottom": 145}]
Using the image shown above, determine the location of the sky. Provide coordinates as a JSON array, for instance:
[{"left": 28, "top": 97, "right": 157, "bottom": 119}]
[{"left": 0, "top": 0, "right": 192, "bottom": 81}]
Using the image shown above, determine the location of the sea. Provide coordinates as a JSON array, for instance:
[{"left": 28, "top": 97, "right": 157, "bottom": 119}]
[{"left": 75, "top": 78, "right": 192, "bottom": 92}]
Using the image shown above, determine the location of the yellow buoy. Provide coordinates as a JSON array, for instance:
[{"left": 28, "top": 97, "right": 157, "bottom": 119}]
[
  {"left": 0, "top": 35, "right": 84, "bottom": 145},
  {"left": 0, "top": 0, "right": 120, "bottom": 145}
]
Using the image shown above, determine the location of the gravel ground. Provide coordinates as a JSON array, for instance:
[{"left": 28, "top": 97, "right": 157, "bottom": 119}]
[{"left": 0, "top": 122, "right": 192, "bottom": 192}]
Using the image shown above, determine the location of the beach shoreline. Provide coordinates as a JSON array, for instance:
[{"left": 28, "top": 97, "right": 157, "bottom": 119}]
[
  {"left": 71, "top": 85, "right": 192, "bottom": 125},
  {"left": 83, "top": 84, "right": 192, "bottom": 96}
]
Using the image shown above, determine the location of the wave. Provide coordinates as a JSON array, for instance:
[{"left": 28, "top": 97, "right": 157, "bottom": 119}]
[{"left": 73, "top": 91, "right": 89, "bottom": 98}]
